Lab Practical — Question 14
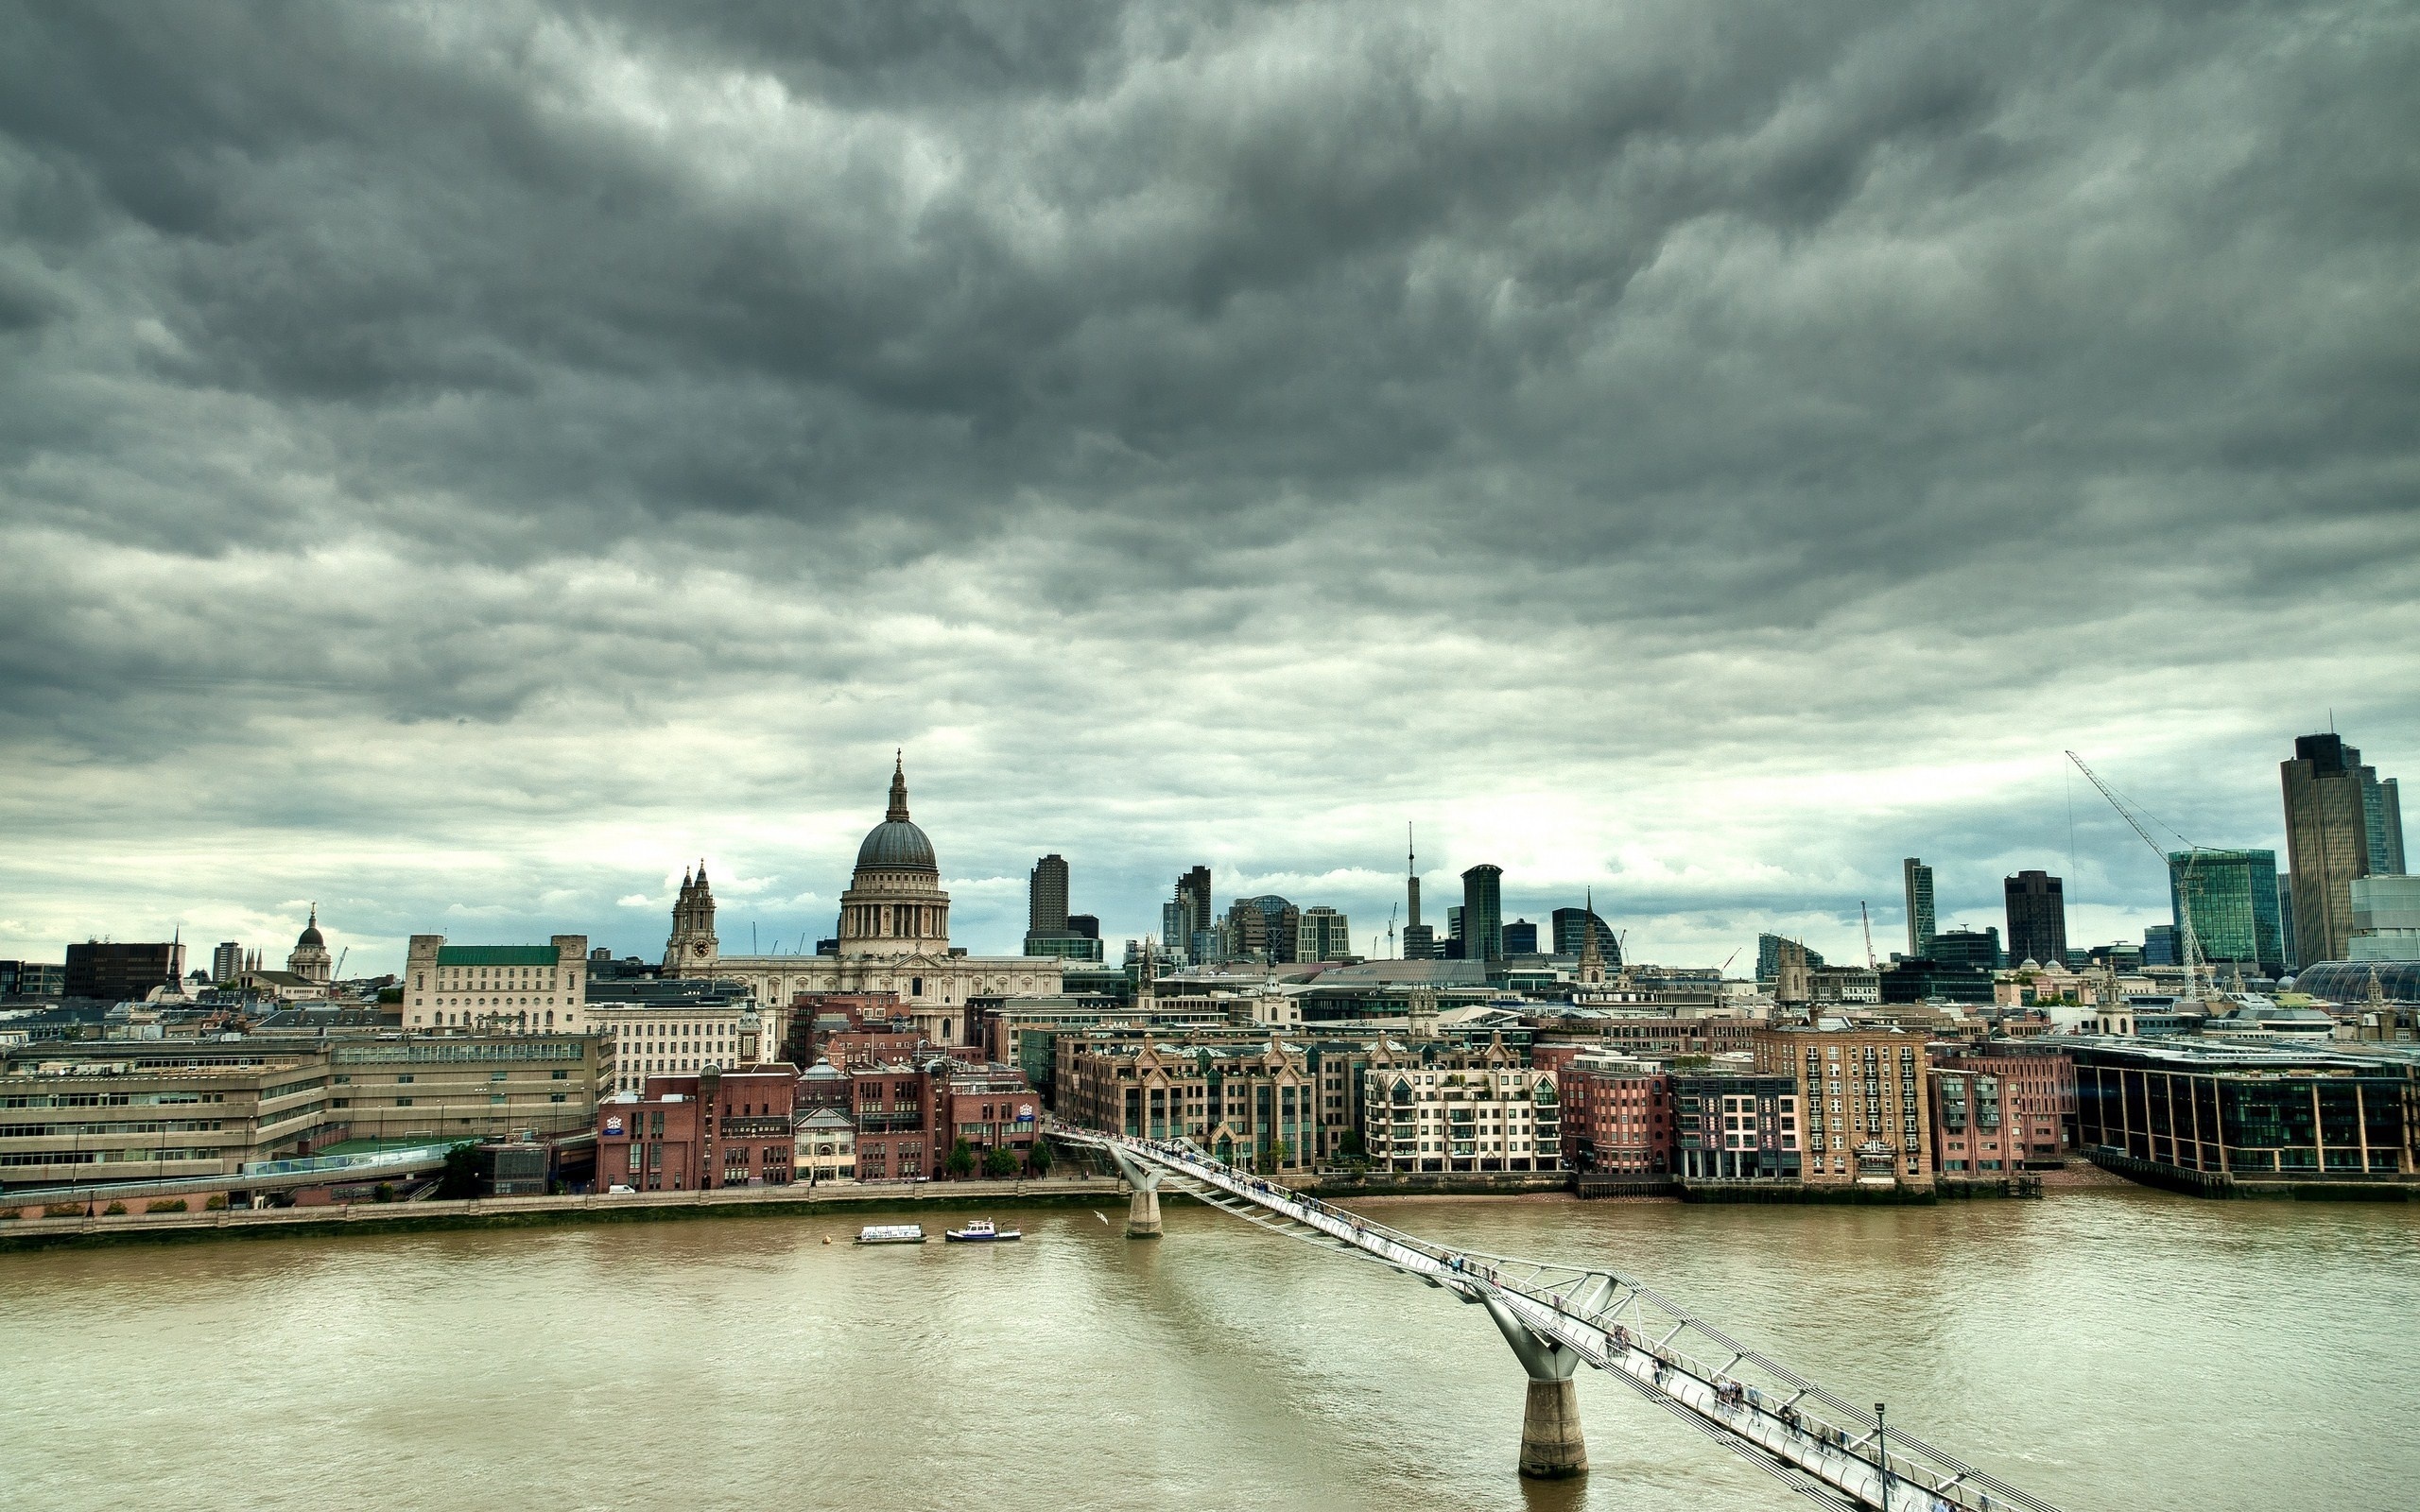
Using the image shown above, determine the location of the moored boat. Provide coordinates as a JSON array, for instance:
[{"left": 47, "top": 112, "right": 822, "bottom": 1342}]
[
  {"left": 943, "top": 1218, "right": 1021, "bottom": 1243},
  {"left": 855, "top": 1224, "right": 927, "bottom": 1245}
]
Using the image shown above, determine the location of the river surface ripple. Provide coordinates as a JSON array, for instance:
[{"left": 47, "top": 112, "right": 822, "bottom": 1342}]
[{"left": 2, "top": 1188, "right": 2412, "bottom": 1511}]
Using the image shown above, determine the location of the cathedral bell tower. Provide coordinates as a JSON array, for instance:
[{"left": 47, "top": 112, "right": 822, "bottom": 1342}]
[{"left": 665, "top": 862, "right": 721, "bottom": 971}]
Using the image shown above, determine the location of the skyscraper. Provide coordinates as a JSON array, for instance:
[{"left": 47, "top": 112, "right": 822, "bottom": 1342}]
[
  {"left": 1502, "top": 919, "right": 1538, "bottom": 954},
  {"left": 2281, "top": 733, "right": 2400, "bottom": 965},
  {"left": 2003, "top": 870, "right": 2068, "bottom": 966},
  {"left": 1461, "top": 864, "right": 1504, "bottom": 963},
  {"left": 2169, "top": 849, "right": 2285, "bottom": 977},
  {"left": 1024, "top": 854, "right": 1100, "bottom": 960},
  {"left": 1028, "top": 854, "right": 1070, "bottom": 936},
  {"left": 1297, "top": 905, "right": 1354, "bottom": 962},
  {"left": 1902, "top": 858, "right": 1936, "bottom": 958},
  {"left": 2275, "top": 874, "right": 2296, "bottom": 971},
  {"left": 1177, "top": 866, "right": 1212, "bottom": 930},
  {"left": 211, "top": 940, "right": 244, "bottom": 984}
]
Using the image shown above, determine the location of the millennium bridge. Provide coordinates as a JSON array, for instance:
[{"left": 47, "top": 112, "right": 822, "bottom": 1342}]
[{"left": 1051, "top": 1127, "right": 2060, "bottom": 1511}]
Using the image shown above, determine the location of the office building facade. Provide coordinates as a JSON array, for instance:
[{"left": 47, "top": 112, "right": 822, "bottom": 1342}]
[
  {"left": 2282, "top": 733, "right": 2403, "bottom": 967},
  {"left": 1903, "top": 858, "right": 1936, "bottom": 958},
  {"left": 2168, "top": 849, "right": 2285, "bottom": 977},
  {"left": 1461, "top": 865, "right": 1504, "bottom": 964},
  {"left": 1296, "top": 905, "right": 1354, "bottom": 963},
  {"left": 2003, "top": 870, "right": 2068, "bottom": 966},
  {"left": 1550, "top": 907, "right": 1621, "bottom": 965},
  {"left": 63, "top": 940, "right": 186, "bottom": 1003}
]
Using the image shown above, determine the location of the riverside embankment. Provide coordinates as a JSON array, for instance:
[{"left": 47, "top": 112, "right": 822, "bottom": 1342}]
[{"left": 0, "top": 1175, "right": 1132, "bottom": 1252}]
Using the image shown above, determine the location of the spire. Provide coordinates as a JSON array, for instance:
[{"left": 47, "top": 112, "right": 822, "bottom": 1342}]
[
  {"left": 306, "top": 903, "right": 318, "bottom": 930},
  {"left": 697, "top": 859, "right": 708, "bottom": 885},
  {"left": 1577, "top": 887, "right": 1606, "bottom": 986},
  {"left": 887, "top": 751, "right": 910, "bottom": 822}
]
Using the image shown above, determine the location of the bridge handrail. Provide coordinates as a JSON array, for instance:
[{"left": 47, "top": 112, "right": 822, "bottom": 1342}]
[{"left": 1064, "top": 1126, "right": 2058, "bottom": 1512}]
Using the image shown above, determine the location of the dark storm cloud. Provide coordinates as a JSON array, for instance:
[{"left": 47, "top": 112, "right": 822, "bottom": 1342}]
[{"left": 1, "top": 1, "right": 2414, "bottom": 966}]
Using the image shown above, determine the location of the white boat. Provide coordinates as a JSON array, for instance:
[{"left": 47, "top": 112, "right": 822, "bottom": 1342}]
[
  {"left": 855, "top": 1224, "right": 927, "bottom": 1245},
  {"left": 943, "top": 1218, "right": 1021, "bottom": 1243}
]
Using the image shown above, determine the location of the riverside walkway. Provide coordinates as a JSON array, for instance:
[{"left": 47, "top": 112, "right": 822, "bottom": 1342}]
[{"left": 1054, "top": 1126, "right": 2058, "bottom": 1511}]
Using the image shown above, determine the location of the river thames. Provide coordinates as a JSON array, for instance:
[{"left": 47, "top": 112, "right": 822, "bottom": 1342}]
[{"left": 3, "top": 1188, "right": 2411, "bottom": 1510}]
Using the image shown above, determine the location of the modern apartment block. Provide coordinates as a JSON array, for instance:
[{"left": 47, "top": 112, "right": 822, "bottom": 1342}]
[
  {"left": 1902, "top": 857, "right": 1937, "bottom": 958},
  {"left": 1670, "top": 1074, "right": 1802, "bottom": 1181},
  {"left": 1362, "top": 1037, "right": 1560, "bottom": 1174}
]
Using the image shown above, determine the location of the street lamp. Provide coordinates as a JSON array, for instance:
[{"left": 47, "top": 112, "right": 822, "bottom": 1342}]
[{"left": 1874, "top": 1401, "right": 1890, "bottom": 1510}]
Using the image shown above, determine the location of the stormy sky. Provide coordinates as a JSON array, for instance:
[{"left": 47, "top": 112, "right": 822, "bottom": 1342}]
[{"left": 3, "top": 1, "right": 2414, "bottom": 976}]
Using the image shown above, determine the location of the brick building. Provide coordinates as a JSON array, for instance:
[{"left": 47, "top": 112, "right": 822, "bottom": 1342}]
[
  {"left": 1930, "top": 1042, "right": 2073, "bottom": 1168},
  {"left": 849, "top": 1062, "right": 939, "bottom": 1182},
  {"left": 1556, "top": 1055, "right": 1671, "bottom": 1175},
  {"left": 1753, "top": 1026, "right": 1932, "bottom": 1186},
  {"left": 597, "top": 1065, "right": 798, "bottom": 1193},
  {"left": 934, "top": 1060, "right": 1043, "bottom": 1174}
]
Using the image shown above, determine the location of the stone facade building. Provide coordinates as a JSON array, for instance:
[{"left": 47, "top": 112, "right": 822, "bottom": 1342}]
[
  {"left": 403, "top": 935, "right": 591, "bottom": 1034},
  {"left": 1060, "top": 1040, "right": 1322, "bottom": 1173},
  {"left": 662, "top": 760, "right": 1063, "bottom": 1045},
  {"left": 285, "top": 905, "right": 333, "bottom": 984}
]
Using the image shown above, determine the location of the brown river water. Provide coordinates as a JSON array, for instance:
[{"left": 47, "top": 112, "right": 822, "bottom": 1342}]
[{"left": 1, "top": 1188, "right": 2411, "bottom": 1511}]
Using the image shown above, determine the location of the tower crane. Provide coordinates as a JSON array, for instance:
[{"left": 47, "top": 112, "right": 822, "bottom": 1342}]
[
  {"left": 1387, "top": 902, "right": 1398, "bottom": 960},
  {"left": 2066, "top": 750, "right": 2216, "bottom": 1005},
  {"left": 1859, "top": 902, "right": 1876, "bottom": 970}
]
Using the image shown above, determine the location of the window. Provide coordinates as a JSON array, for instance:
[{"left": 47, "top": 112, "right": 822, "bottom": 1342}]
[
  {"left": 396, "top": 1074, "right": 415, "bottom": 1085},
  {"left": 396, "top": 1097, "right": 414, "bottom": 1108}
]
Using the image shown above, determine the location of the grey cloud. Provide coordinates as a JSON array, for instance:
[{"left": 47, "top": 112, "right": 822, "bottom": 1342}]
[{"left": 0, "top": 1, "right": 2413, "bottom": 969}]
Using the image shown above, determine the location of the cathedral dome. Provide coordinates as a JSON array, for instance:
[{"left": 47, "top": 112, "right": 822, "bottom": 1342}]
[
  {"left": 854, "top": 756, "right": 938, "bottom": 876},
  {"left": 296, "top": 905, "right": 325, "bottom": 948},
  {"left": 857, "top": 819, "right": 937, "bottom": 873}
]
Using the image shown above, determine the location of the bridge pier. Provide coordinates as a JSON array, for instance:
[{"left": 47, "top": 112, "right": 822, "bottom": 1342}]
[
  {"left": 1482, "top": 1295, "right": 1587, "bottom": 1479},
  {"left": 1106, "top": 1147, "right": 1165, "bottom": 1239}
]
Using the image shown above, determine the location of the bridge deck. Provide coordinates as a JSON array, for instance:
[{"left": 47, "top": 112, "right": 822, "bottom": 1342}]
[{"left": 1059, "top": 1128, "right": 2060, "bottom": 1512}]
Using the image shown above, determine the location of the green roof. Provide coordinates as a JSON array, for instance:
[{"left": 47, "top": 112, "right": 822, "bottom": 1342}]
[{"left": 434, "top": 946, "right": 562, "bottom": 966}]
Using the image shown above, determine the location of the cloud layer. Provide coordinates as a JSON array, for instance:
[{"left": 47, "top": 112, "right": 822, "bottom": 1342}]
[{"left": 3, "top": 1, "right": 2414, "bottom": 973}]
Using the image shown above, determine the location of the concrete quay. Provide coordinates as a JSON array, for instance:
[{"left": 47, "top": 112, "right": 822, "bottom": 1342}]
[{"left": 0, "top": 1175, "right": 1130, "bottom": 1252}]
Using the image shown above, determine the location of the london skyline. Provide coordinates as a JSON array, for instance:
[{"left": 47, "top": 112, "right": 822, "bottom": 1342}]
[{"left": 3, "top": 5, "right": 2413, "bottom": 972}]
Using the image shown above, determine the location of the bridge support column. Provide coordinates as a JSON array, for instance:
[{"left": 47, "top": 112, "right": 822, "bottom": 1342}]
[
  {"left": 1106, "top": 1147, "right": 1164, "bottom": 1239},
  {"left": 1481, "top": 1295, "right": 1586, "bottom": 1480}
]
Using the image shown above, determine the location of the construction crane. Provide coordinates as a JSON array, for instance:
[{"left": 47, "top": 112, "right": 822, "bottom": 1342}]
[
  {"left": 1859, "top": 902, "right": 1876, "bottom": 970},
  {"left": 2066, "top": 750, "right": 2215, "bottom": 1005},
  {"left": 1718, "top": 947, "right": 1740, "bottom": 976},
  {"left": 334, "top": 947, "right": 349, "bottom": 980},
  {"left": 1387, "top": 902, "right": 1398, "bottom": 960}
]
